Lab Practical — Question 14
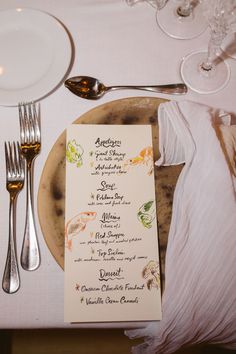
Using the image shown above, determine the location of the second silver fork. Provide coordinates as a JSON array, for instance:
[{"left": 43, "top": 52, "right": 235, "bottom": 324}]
[
  {"left": 2, "top": 142, "right": 24, "bottom": 294},
  {"left": 19, "top": 102, "right": 41, "bottom": 271}
]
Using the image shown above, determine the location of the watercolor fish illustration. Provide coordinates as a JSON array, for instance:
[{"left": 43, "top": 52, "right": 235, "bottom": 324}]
[
  {"left": 142, "top": 260, "right": 160, "bottom": 290},
  {"left": 137, "top": 200, "right": 155, "bottom": 229},
  {"left": 66, "top": 139, "right": 84, "bottom": 167},
  {"left": 123, "top": 146, "right": 153, "bottom": 175},
  {"left": 65, "top": 211, "right": 97, "bottom": 251}
]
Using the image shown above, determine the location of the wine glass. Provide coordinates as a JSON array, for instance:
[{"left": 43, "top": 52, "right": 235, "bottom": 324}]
[
  {"left": 156, "top": 0, "right": 208, "bottom": 39},
  {"left": 126, "top": 0, "right": 168, "bottom": 10},
  {"left": 221, "top": 1, "right": 236, "bottom": 59},
  {"left": 180, "top": 0, "right": 235, "bottom": 94}
]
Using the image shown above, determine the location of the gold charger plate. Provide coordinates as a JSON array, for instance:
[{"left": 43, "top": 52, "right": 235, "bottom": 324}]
[{"left": 37, "top": 97, "right": 183, "bottom": 284}]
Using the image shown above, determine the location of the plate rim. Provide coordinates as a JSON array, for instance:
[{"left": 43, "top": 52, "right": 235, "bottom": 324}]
[
  {"left": 37, "top": 96, "right": 169, "bottom": 269},
  {"left": 0, "top": 7, "right": 74, "bottom": 106}
]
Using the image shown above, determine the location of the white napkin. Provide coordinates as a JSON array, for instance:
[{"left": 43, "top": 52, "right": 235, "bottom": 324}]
[{"left": 125, "top": 100, "right": 236, "bottom": 354}]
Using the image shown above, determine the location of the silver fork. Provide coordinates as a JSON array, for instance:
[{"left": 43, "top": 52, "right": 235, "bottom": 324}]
[
  {"left": 2, "top": 142, "right": 24, "bottom": 294},
  {"left": 19, "top": 102, "right": 41, "bottom": 271}
]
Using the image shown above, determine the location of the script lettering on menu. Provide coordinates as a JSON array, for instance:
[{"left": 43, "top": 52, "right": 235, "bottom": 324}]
[{"left": 64, "top": 124, "right": 162, "bottom": 322}]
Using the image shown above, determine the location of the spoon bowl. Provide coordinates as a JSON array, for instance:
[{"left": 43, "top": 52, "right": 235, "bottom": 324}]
[
  {"left": 65, "top": 76, "right": 107, "bottom": 99},
  {"left": 64, "top": 76, "right": 187, "bottom": 99}
]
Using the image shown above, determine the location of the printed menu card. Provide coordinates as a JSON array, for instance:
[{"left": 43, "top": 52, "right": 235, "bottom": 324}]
[{"left": 64, "top": 124, "right": 162, "bottom": 322}]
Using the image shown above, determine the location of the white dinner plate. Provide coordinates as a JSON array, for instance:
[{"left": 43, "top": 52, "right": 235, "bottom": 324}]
[{"left": 0, "top": 8, "right": 73, "bottom": 106}]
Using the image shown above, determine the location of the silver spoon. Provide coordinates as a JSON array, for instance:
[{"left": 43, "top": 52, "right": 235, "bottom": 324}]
[{"left": 64, "top": 76, "right": 187, "bottom": 99}]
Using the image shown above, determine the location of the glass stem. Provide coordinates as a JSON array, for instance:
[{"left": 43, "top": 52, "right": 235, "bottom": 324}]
[
  {"left": 201, "top": 38, "right": 217, "bottom": 71},
  {"left": 153, "top": 0, "right": 168, "bottom": 10},
  {"left": 177, "top": 0, "right": 192, "bottom": 17}
]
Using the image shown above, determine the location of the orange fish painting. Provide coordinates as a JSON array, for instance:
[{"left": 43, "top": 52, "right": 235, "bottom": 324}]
[{"left": 65, "top": 211, "right": 97, "bottom": 251}]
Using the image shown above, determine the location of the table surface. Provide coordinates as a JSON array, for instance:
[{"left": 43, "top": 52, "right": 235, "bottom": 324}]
[{"left": 0, "top": 0, "right": 235, "bottom": 329}]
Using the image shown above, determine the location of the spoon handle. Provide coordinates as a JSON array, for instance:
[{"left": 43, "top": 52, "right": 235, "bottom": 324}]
[{"left": 107, "top": 83, "right": 187, "bottom": 95}]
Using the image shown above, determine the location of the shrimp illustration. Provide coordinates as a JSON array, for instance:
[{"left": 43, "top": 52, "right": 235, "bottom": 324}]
[
  {"left": 65, "top": 211, "right": 97, "bottom": 251},
  {"left": 123, "top": 146, "right": 153, "bottom": 175}
]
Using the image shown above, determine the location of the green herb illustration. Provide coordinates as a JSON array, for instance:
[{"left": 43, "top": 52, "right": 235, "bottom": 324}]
[
  {"left": 66, "top": 139, "right": 84, "bottom": 167},
  {"left": 137, "top": 200, "right": 155, "bottom": 229}
]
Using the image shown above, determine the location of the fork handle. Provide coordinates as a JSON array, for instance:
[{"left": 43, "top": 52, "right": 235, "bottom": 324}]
[
  {"left": 21, "top": 162, "right": 40, "bottom": 271},
  {"left": 2, "top": 197, "right": 20, "bottom": 294}
]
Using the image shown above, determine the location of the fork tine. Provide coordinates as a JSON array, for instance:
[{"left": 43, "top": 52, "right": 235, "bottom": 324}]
[
  {"left": 18, "top": 103, "right": 25, "bottom": 144},
  {"left": 12, "top": 142, "right": 18, "bottom": 176},
  {"left": 29, "top": 102, "right": 40, "bottom": 143},
  {"left": 24, "top": 104, "right": 31, "bottom": 144},
  {"left": 33, "top": 102, "right": 41, "bottom": 143},
  {"left": 19, "top": 103, "right": 29, "bottom": 144},
  {"left": 17, "top": 142, "right": 25, "bottom": 177},
  {"left": 8, "top": 142, "right": 14, "bottom": 176},
  {"left": 4, "top": 142, "right": 10, "bottom": 177},
  {"left": 14, "top": 142, "right": 23, "bottom": 177},
  {"left": 27, "top": 103, "right": 35, "bottom": 143}
]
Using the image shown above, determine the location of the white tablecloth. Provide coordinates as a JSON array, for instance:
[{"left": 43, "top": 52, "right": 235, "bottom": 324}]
[{"left": 0, "top": 0, "right": 235, "bottom": 329}]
